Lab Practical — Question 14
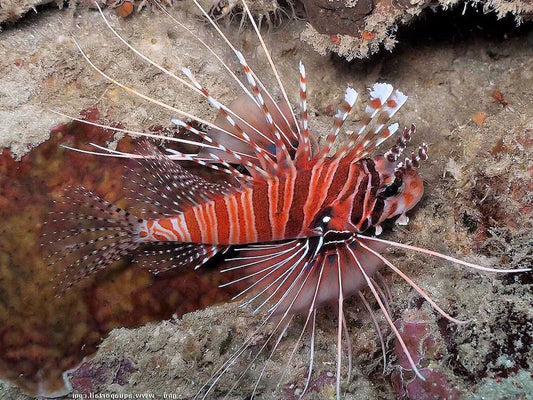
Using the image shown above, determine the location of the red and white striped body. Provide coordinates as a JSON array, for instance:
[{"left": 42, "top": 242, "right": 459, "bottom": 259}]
[{"left": 137, "top": 155, "right": 424, "bottom": 246}]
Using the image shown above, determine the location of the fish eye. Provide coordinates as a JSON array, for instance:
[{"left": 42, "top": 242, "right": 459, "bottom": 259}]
[
  {"left": 310, "top": 208, "right": 333, "bottom": 231},
  {"left": 381, "top": 183, "right": 400, "bottom": 198}
]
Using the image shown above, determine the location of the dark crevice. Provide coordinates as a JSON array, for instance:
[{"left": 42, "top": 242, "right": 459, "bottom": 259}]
[
  {"left": 0, "top": 1, "right": 66, "bottom": 31},
  {"left": 324, "top": 1, "right": 533, "bottom": 70},
  {"left": 396, "top": 2, "right": 533, "bottom": 45}
]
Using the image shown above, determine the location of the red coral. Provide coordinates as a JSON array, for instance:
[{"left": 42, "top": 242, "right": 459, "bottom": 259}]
[{"left": 391, "top": 316, "right": 460, "bottom": 399}]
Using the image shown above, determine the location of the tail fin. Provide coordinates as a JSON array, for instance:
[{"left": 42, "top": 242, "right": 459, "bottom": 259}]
[
  {"left": 43, "top": 142, "right": 233, "bottom": 292},
  {"left": 43, "top": 186, "right": 144, "bottom": 292}
]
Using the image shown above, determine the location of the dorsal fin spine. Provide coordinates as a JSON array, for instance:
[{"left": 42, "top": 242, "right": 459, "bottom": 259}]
[
  {"left": 181, "top": 67, "right": 275, "bottom": 176},
  {"left": 334, "top": 85, "right": 408, "bottom": 163},
  {"left": 235, "top": 51, "right": 295, "bottom": 173},
  {"left": 239, "top": 0, "right": 301, "bottom": 141},
  {"left": 295, "top": 61, "right": 312, "bottom": 166},
  {"left": 191, "top": 0, "right": 299, "bottom": 145},
  {"left": 170, "top": 118, "right": 257, "bottom": 181},
  {"left": 313, "top": 87, "right": 358, "bottom": 162}
]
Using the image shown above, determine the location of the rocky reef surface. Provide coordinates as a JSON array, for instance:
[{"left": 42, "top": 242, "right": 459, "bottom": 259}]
[
  {"left": 0, "top": 1, "right": 532, "bottom": 399},
  {"left": 2, "top": 0, "right": 533, "bottom": 60}
]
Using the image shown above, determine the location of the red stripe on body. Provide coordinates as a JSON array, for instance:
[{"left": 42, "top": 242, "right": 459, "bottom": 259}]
[
  {"left": 351, "top": 161, "right": 372, "bottom": 229},
  {"left": 326, "top": 162, "right": 365, "bottom": 230},
  {"left": 277, "top": 171, "right": 297, "bottom": 240},
  {"left": 214, "top": 197, "right": 230, "bottom": 244},
  {"left": 152, "top": 232, "right": 169, "bottom": 241},
  {"left": 357, "top": 159, "right": 381, "bottom": 232},
  {"left": 203, "top": 201, "right": 218, "bottom": 243},
  {"left": 150, "top": 219, "right": 178, "bottom": 241},
  {"left": 323, "top": 160, "right": 353, "bottom": 205},
  {"left": 140, "top": 218, "right": 184, "bottom": 242},
  {"left": 236, "top": 193, "right": 247, "bottom": 243},
  {"left": 301, "top": 159, "right": 340, "bottom": 234},
  {"left": 193, "top": 204, "right": 208, "bottom": 243},
  {"left": 184, "top": 211, "right": 202, "bottom": 243},
  {"left": 284, "top": 169, "right": 312, "bottom": 238},
  {"left": 267, "top": 177, "right": 280, "bottom": 239},
  {"left": 157, "top": 219, "right": 174, "bottom": 232},
  {"left": 176, "top": 214, "right": 191, "bottom": 242},
  {"left": 225, "top": 195, "right": 241, "bottom": 243},
  {"left": 251, "top": 182, "right": 271, "bottom": 242},
  {"left": 267, "top": 171, "right": 297, "bottom": 240}
]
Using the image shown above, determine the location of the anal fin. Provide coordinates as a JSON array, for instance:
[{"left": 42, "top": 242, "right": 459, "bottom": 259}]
[{"left": 135, "top": 242, "right": 225, "bottom": 274}]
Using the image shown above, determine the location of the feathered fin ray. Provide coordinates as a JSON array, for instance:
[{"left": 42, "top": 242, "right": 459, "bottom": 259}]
[
  {"left": 203, "top": 235, "right": 431, "bottom": 398},
  {"left": 62, "top": 2, "right": 414, "bottom": 181},
  {"left": 134, "top": 241, "right": 224, "bottom": 275},
  {"left": 218, "top": 236, "right": 386, "bottom": 317},
  {"left": 127, "top": 141, "right": 238, "bottom": 217},
  {"left": 43, "top": 186, "right": 145, "bottom": 292},
  {"left": 44, "top": 142, "right": 232, "bottom": 290}
]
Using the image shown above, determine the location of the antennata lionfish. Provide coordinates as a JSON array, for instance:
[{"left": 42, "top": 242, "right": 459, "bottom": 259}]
[{"left": 44, "top": 0, "right": 531, "bottom": 398}]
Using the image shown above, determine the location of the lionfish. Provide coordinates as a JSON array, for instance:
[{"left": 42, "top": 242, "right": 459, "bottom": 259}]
[{"left": 45, "top": 0, "right": 530, "bottom": 398}]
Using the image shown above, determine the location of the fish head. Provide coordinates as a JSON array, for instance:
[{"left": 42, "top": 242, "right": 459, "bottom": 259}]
[{"left": 378, "top": 167, "right": 424, "bottom": 226}]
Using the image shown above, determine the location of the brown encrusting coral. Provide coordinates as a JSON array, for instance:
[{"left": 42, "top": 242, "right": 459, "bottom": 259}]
[{"left": 0, "top": 113, "right": 241, "bottom": 397}]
